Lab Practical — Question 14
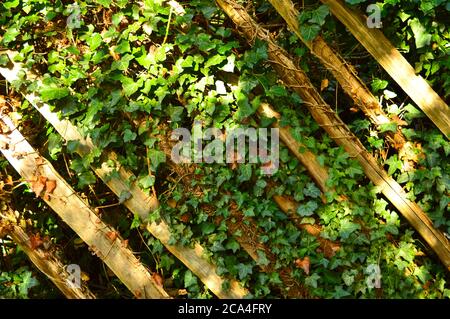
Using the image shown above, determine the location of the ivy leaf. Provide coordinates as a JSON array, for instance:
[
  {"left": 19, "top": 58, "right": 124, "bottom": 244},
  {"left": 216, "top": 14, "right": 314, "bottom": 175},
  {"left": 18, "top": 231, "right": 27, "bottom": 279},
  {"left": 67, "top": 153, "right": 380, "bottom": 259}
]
[
  {"left": 385, "top": 154, "right": 402, "bottom": 175},
  {"left": 409, "top": 18, "right": 432, "bottom": 49},
  {"left": 371, "top": 78, "right": 388, "bottom": 93},
  {"left": 3, "top": 0, "right": 19, "bottom": 9},
  {"left": 379, "top": 122, "right": 398, "bottom": 133},
  {"left": 308, "top": 5, "right": 330, "bottom": 26},
  {"left": 305, "top": 273, "right": 321, "bottom": 288},
  {"left": 184, "top": 270, "right": 198, "bottom": 288},
  {"left": 40, "top": 86, "right": 70, "bottom": 102},
  {"left": 236, "top": 263, "right": 253, "bottom": 280},
  {"left": 225, "top": 239, "right": 240, "bottom": 253},
  {"left": 339, "top": 219, "right": 361, "bottom": 239},
  {"left": 300, "top": 24, "right": 321, "bottom": 41},
  {"left": 297, "top": 200, "right": 318, "bottom": 217},
  {"left": 200, "top": 222, "right": 215, "bottom": 235},
  {"left": 237, "top": 164, "right": 252, "bottom": 183},
  {"left": 123, "top": 128, "right": 137, "bottom": 142},
  {"left": 303, "top": 182, "right": 321, "bottom": 198},
  {"left": 148, "top": 149, "right": 166, "bottom": 171},
  {"left": 88, "top": 33, "right": 103, "bottom": 51},
  {"left": 77, "top": 171, "right": 96, "bottom": 188},
  {"left": 138, "top": 175, "right": 155, "bottom": 189},
  {"left": 112, "top": 54, "right": 134, "bottom": 71},
  {"left": 204, "top": 54, "right": 226, "bottom": 68}
]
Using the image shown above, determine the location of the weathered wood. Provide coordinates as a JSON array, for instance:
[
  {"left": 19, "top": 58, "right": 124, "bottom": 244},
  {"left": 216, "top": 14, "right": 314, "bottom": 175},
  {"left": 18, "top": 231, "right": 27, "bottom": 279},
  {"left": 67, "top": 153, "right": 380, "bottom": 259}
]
[
  {"left": 216, "top": 0, "right": 450, "bottom": 270},
  {"left": 0, "top": 115, "right": 169, "bottom": 298},
  {"left": 320, "top": 0, "right": 450, "bottom": 138},
  {"left": 267, "top": 0, "right": 405, "bottom": 148},
  {"left": 0, "top": 207, "right": 96, "bottom": 299},
  {"left": 0, "top": 53, "right": 248, "bottom": 299},
  {"left": 257, "top": 103, "right": 330, "bottom": 193}
]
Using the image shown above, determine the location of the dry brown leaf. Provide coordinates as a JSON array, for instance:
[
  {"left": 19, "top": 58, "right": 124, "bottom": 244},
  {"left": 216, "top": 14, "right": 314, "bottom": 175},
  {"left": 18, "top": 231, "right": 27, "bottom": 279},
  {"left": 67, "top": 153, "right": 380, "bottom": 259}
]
[
  {"left": 295, "top": 256, "right": 310, "bottom": 275},
  {"left": 180, "top": 213, "right": 191, "bottom": 223},
  {"left": 106, "top": 231, "right": 118, "bottom": 241},
  {"left": 391, "top": 115, "right": 408, "bottom": 127},
  {"left": 167, "top": 199, "right": 177, "bottom": 208},
  {"left": 29, "top": 233, "right": 44, "bottom": 250},
  {"left": 152, "top": 272, "right": 164, "bottom": 287},
  {"left": 320, "top": 78, "right": 329, "bottom": 92},
  {"left": 30, "top": 176, "right": 46, "bottom": 197},
  {"left": 45, "top": 180, "right": 57, "bottom": 194}
]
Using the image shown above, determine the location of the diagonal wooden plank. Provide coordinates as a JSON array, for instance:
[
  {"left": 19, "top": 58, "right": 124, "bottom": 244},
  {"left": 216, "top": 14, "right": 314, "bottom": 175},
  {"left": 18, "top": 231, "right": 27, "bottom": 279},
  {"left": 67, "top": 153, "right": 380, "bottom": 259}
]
[
  {"left": 216, "top": 0, "right": 450, "bottom": 271},
  {"left": 0, "top": 53, "right": 248, "bottom": 299},
  {"left": 320, "top": 0, "right": 450, "bottom": 138},
  {"left": 0, "top": 114, "right": 169, "bottom": 298},
  {"left": 267, "top": 0, "right": 406, "bottom": 149},
  {"left": 0, "top": 206, "right": 96, "bottom": 299}
]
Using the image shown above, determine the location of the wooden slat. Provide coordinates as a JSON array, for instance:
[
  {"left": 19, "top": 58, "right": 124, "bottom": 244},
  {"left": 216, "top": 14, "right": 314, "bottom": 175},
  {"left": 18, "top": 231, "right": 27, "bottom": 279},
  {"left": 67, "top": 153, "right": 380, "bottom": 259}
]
[
  {"left": 267, "top": 0, "right": 406, "bottom": 148},
  {"left": 320, "top": 0, "right": 450, "bottom": 138},
  {"left": 0, "top": 53, "right": 248, "bottom": 299},
  {"left": 257, "top": 103, "right": 330, "bottom": 193},
  {"left": 0, "top": 115, "right": 169, "bottom": 298},
  {"left": 216, "top": 0, "right": 450, "bottom": 270},
  {"left": 0, "top": 207, "right": 96, "bottom": 299}
]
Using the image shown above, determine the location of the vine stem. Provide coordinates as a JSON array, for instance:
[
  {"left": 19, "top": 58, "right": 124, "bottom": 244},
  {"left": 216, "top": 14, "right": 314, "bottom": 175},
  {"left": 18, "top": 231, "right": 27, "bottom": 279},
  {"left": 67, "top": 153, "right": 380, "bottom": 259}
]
[{"left": 162, "top": 6, "right": 173, "bottom": 46}]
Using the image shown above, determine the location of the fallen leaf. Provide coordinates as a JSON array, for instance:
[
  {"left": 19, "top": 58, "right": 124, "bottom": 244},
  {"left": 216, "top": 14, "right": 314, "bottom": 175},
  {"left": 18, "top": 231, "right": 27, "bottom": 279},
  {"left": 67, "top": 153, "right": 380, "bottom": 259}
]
[
  {"left": 152, "top": 272, "right": 164, "bottom": 287},
  {"left": 29, "top": 233, "right": 44, "bottom": 250},
  {"left": 295, "top": 256, "right": 310, "bottom": 275},
  {"left": 106, "top": 231, "right": 118, "bottom": 241},
  {"left": 45, "top": 180, "right": 57, "bottom": 194},
  {"left": 134, "top": 290, "right": 142, "bottom": 298},
  {"left": 320, "top": 78, "right": 329, "bottom": 92},
  {"left": 167, "top": 199, "right": 177, "bottom": 208},
  {"left": 180, "top": 213, "right": 191, "bottom": 223},
  {"left": 391, "top": 115, "right": 408, "bottom": 127},
  {"left": 30, "top": 176, "right": 46, "bottom": 197}
]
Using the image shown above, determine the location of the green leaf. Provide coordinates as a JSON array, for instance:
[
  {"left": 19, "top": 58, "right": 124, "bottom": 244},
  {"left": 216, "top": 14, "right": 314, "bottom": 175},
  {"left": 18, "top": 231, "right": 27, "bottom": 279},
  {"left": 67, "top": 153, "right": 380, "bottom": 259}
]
[
  {"left": 40, "top": 86, "right": 70, "bottom": 102},
  {"left": 409, "top": 18, "right": 432, "bottom": 49},
  {"left": 0, "top": 54, "right": 10, "bottom": 66},
  {"left": 371, "top": 78, "right": 388, "bottom": 93},
  {"left": 305, "top": 273, "right": 321, "bottom": 288},
  {"left": 237, "top": 164, "right": 252, "bottom": 183},
  {"left": 2, "top": 26, "right": 20, "bottom": 45},
  {"left": 112, "top": 54, "right": 134, "bottom": 71},
  {"left": 225, "top": 239, "right": 240, "bottom": 253},
  {"left": 138, "top": 175, "right": 155, "bottom": 189},
  {"left": 148, "top": 149, "right": 166, "bottom": 171},
  {"left": 88, "top": 33, "right": 103, "bottom": 51},
  {"left": 184, "top": 270, "right": 198, "bottom": 287},
  {"left": 297, "top": 200, "right": 318, "bottom": 217},
  {"left": 204, "top": 54, "right": 226, "bottom": 68},
  {"left": 385, "top": 154, "right": 402, "bottom": 175},
  {"left": 123, "top": 128, "right": 137, "bottom": 142},
  {"left": 308, "top": 5, "right": 330, "bottom": 26},
  {"left": 78, "top": 171, "right": 96, "bottom": 188},
  {"left": 303, "top": 182, "right": 321, "bottom": 198},
  {"left": 236, "top": 263, "right": 253, "bottom": 280},
  {"left": 339, "top": 219, "right": 361, "bottom": 239},
  {"left": 200, "top": 222, "right": 215, "bottom": 235},
  {"left": 300, "top": 24, "right": 321, "bottom": 41},
  {"left": 119, "top": 190, "right": 132, "bottom": 204},
  {"left": 95, "top": 0, "right": 112, "bottom": 8},
  {"left": 379, "top": 122, "right": 398, "bottom": 133},
  {"left": 3, "top": 0, "right": 19, "bottom": 10}
]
